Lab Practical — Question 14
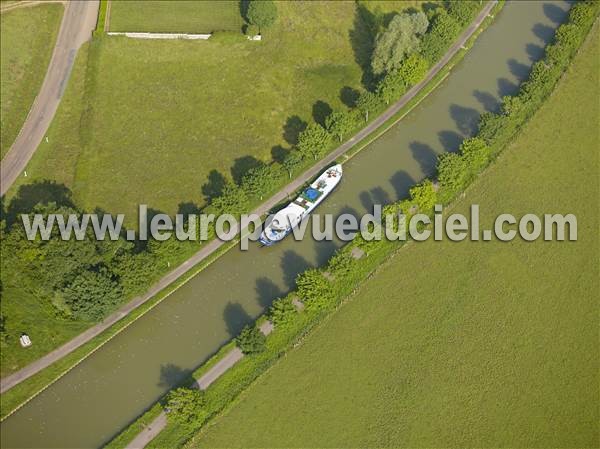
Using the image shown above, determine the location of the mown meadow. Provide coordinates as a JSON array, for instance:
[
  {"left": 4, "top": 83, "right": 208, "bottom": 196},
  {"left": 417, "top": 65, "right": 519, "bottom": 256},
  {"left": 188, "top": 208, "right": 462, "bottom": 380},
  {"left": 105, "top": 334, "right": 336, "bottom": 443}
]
[
  {"left": 0, "top": 3, "right": 63, "bottom": 158},
  {"left": 189, "top": 20, "right": 599, "bottom": 449}
]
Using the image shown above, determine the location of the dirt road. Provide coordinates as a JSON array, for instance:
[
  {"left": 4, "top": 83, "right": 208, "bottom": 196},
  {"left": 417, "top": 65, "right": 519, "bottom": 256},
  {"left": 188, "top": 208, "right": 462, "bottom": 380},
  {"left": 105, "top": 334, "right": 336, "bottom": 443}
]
[{"left": 0, "top": 0, "right": 99, "bottom": 195}]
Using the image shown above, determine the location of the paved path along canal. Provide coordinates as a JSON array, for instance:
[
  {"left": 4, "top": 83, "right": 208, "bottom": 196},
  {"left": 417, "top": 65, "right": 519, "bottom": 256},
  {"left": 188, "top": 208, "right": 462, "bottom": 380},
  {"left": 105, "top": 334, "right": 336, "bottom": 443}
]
[{"left": 0, "top": 2, "right": 571, "bottom": 448}]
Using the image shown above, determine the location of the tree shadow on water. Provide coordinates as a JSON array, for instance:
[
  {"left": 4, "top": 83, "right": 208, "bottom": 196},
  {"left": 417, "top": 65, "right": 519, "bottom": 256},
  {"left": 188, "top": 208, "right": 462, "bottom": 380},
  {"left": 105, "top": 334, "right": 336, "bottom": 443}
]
[
  {"left": 497, "top": 77, "right": 519, "bottom": 97},
  {"left": 532, "top": 23, "right": 555, "bottom": 43},
  {"left": 389, "top": 170, "right": 415, "bottom": 200},
  {"left": 525, "top": 43, "right": 544, "bottom": 62},
  {"left": 280, "top": 250, "right": 312, "bottom": 290},
  {"left": 543, "top": 3, "right": 568, "bottom": 25},
  {"left": 438, "top": 131, "right": 463, "bottom": 153},
  {"left": 473, "top": 89, "right": 500, "bottom": 113},
  {"left": 409, "top": 141, "right": 438, "bottom": 175},
  {"left": 359, "top": 187, "right": 391, "bottom": 212},
  {"left": 313, "top": 239, "right": 339, "bottom": 267},
  {"left": 449, "top": 104, "right": 480, "bottom": 137},
  {"left": 157, "top": 363, "right": 193, "bottom": 389},
  {"left": 507, "top": 58, "right": 531, "bottom": 81},
  {"left": 255, "top": 277, "right": 283, "bottom": 308},
  {"left": 223, "top": 302, "right": 253, "bottom": 337}
]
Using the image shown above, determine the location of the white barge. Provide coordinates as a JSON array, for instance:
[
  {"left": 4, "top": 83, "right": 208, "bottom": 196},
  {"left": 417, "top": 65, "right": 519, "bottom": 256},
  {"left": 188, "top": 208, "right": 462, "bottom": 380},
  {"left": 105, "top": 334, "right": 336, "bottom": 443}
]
[{"left": 259, "top": 164, "right": 343, "bottom": 246}]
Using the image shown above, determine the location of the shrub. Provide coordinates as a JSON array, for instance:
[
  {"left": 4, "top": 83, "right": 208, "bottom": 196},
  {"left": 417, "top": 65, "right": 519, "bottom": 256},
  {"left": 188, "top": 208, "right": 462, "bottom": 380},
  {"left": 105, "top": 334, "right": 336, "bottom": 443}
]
[
  {"left": 210, "top": 182, "right": 249, "bottom": 215},
  {"left": 447, "top": 0, "right": 481, "bottom": 27},
  {"left": 295, "top": 269, "right": 334, "bottom": 311},
  {"left": 409, "top": 179, "right": 437, "bottom": 212},
  {"left": 268, "top": 297, "right": 297, "bottom": 328},
  {"left": 356, "top": 91, "right": 383, "bottom": 122},
  {"left": 297, "top": 123, "right": 331, "bottom": 160},
  {"left": 241, "top": 164, "right": 278, "bottom": 200},
  {"left": 325, "top": 110, "right": 358, "bottom": 142},
  {"left": 236, "top": 324, "right": 266, "bottom": 354},
  {"left": 420, "top": 8, "right": 461, "bottom": 63},
  {"left": 165, "top": 388, "right": 208, "bottom": 429}
]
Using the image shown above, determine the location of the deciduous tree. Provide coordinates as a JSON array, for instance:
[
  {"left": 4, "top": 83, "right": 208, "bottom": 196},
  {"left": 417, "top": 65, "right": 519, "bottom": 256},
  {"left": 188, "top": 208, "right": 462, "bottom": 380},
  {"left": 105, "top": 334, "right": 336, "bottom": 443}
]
[
  {"left": 371, "top": 11, "right": 429, "bottom": 75},
  {"left": 246, "top": 0, "right": 277, "bottom": 33},
  {"left": 297, "top": 123, "right": 331, "bottom": 160}
]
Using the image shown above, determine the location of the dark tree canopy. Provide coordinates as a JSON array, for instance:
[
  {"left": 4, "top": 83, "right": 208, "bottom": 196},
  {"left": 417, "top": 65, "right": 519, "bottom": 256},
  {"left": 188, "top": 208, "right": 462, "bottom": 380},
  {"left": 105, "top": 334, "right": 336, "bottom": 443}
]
[
  {"left": 247, "top": 0, "right": 278, "bottom": 31},
  {"left": 371, "top": 11, "right": 429, "bottom": 75}
]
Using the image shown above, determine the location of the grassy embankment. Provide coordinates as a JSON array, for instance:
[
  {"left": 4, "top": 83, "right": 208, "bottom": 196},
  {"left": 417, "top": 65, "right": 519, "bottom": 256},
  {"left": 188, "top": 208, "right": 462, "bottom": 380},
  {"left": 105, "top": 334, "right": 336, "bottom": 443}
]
[
  {"left": 0, "top": 0, "right": 443, "bottom": 391},
  {"left": 190, "top": 23, "right": 600, "bottom": 448},
  {"left": 6, "top": 1, "right": 425, "bottom": 220},
  {"left": 0, "top": 3, "right": 63, "bottom": 158}
]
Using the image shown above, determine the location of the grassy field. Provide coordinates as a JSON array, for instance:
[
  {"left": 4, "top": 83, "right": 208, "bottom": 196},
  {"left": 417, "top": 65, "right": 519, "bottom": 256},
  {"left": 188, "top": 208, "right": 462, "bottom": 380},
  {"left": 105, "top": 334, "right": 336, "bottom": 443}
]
[
  {"left": 190, "top": 24, "right": 599, "bottom": 448},
  {"left": 0, "top": 3, "right": 63, "bottom": 158},
  {"left": 109, "top": 1, "right": 245, "bottom": 33},
  {"left": 8, "top": 1, "right": 427, "bottom": 223}
]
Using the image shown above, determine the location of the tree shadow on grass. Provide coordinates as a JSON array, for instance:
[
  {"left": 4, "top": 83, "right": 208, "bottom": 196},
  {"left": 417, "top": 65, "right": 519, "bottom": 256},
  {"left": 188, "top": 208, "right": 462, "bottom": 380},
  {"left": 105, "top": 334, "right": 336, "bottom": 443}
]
[
  {"left": 340, "top": 86, "right": 361, "bottom": 108},
  {"left": 283, "top": 115, "right": 308, "bottom": 146},
  {"left": 271, "top": 145, "right": 290, "bottom": 164},
  {"left": 312, "top": 101, "right": 333, "bottom": 127},
  {"left": 201, "top": 169, "right": 227, "bottom": 203},
  {"left": 231, "top": 156, "right": 262, "bottom": 185},
  {"left": 5, "top": 180, "right": 74, "bottom": 227}
]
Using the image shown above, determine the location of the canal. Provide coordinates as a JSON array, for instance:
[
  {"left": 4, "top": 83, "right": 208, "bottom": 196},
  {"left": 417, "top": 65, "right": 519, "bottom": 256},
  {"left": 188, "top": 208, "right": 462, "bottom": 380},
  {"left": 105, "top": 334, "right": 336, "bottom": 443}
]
[{"left": 0, "top": 2, "right": 571, "bottom": 447}]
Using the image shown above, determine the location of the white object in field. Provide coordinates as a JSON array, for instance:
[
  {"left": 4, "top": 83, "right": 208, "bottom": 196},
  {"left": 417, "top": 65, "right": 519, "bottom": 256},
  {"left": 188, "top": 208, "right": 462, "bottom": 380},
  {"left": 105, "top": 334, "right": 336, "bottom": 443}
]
[
  {"left": 19, "top": 334, "right": 32, "bottom": 347},
  {"left": 45, "top": 136, "right": 49, "bottom": 143},
  {"left": 247, "top": 35, "right": 262, "bottom": 41},
  {"left": 107, "top": 32, "right": 211, "bottom": 40},
  {"left": 24, "top": 171, "right": 27, "bottom": 177}
]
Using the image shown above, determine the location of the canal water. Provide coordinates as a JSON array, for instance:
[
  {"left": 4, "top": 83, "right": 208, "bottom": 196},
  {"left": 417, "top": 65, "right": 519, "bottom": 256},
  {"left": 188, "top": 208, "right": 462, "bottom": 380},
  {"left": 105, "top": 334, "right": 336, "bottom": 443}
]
[{"left": 0, "top": 2, "right": 571, "bottom": 447}]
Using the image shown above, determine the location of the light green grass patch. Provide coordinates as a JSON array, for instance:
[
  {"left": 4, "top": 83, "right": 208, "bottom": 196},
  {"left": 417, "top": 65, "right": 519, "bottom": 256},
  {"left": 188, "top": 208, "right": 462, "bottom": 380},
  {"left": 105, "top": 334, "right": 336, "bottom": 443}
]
[
  {"left": 109, "top": 1, "right": 244, "bottom": 34},
  {"left": 0, "top": 3, "right": 63, "bottom": 158},
  {"left": 190, "top": 23, "right": 600, "bottom": 448}
]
